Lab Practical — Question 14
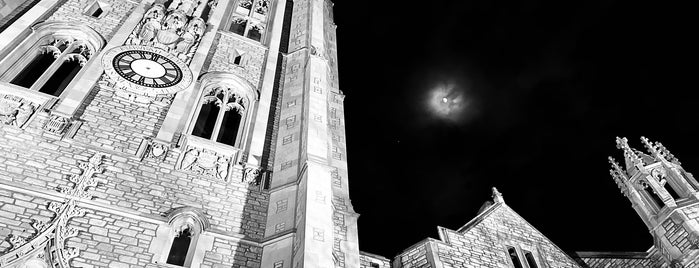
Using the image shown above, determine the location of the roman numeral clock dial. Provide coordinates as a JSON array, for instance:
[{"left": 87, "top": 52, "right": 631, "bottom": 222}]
[{"left": 101, "top": 45, "right": 193, "bottom": 97}]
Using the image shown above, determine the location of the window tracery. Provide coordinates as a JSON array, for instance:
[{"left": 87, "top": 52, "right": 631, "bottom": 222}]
[
  {"left": 227, "top": 0, "right": 271, "bottom": 42},
  {"left": 188, "top": 72, "right": 258, "bottom": 148},
  {"left": 0, "top": 21, "right": 104, "bottom": 97}
]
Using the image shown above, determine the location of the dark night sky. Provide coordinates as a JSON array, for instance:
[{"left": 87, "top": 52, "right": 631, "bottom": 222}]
[{"left": 332, "top": 0, "right": 698, "bottom": 259}]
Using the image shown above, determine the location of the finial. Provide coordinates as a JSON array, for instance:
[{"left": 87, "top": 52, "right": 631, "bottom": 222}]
[
  {"left": 656, "top": 142, "right": 681, "bottom": 164},
  {"left": 616, "top": 136, "right": 643, "bottom": 169},
  {"left": 640, "top": 136, "right": 660, "bottom": 157},
  {"left": 608, "top": 156, "right": 629, "bottom": 197},
  {"left": 492, "top": 187, "right": 504, "bottom": 203}
]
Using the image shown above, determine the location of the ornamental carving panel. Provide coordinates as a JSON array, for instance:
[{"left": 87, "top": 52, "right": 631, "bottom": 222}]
[
  {"left": 0, "top": 94, "right": 37, "bottom": 128},
  {"left": 0, "top": 153, "right": 106, "bottom": 268},
  {"left": 176, "top": 135, "right": 240, "bottom": 182}
]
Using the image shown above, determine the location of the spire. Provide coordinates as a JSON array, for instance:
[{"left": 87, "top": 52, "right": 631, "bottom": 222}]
[
  {"left": 640, "top": 136, "right": 661, "bottom": 158},
  {"left": 616, "top": 136, "right": 643, "bottom": 170},
  {"left": 608, "top": 156, "right": 629, "bottom": 197},
  {"left": 492, "top": 187, "right": 504, "bottom": 204}
]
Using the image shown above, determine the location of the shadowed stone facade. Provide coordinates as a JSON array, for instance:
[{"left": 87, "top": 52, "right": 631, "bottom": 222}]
[{"left": 1, "top": 1, "right": 699, "bottom": 268}]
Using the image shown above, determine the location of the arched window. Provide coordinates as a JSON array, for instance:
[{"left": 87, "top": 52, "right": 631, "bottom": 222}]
[
  {"left": 0, "top": 21, "right": 104, "bottom": 96},
  {"left": 161, "top": 208, "right": 210, "bottom": 267},
  {"left": 188, "top": 72, "right": 258, "bottom": 148},
  {"left": 226, "top": 0, "right": 270, "bottom": 42}
]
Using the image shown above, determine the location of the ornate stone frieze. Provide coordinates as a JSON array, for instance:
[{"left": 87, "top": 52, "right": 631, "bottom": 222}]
[
  {"left": 0, "top": 94, "right": 38, "bottom": 128},
  {"left": 0, "top": 153, "right": 105, "bottom": 268},
  {"left": 176, "top": 135, "right": 240, "bottom": 182}
]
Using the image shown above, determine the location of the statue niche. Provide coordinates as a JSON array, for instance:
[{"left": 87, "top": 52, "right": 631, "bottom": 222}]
[{"left": 127, "top": 2, "right": 209, "bottom": 63}]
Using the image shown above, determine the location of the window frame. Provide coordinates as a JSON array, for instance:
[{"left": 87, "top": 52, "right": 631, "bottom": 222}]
[
  {"left": 151, "top": 207, "right": 211, "bottom": 268},
  {"left": 223, "top": 0, "right": 273, "bottom": 43},
  {"left": 185, "top": 72, "right": 258, "bottom": 150},
  {"left": 0, "top": 21, "right": 104, "bottom": 98}
]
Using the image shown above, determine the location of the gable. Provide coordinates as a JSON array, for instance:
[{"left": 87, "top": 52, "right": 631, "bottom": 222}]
[{"left": 434, "top": 203, "right": 582, "bottom": 268}]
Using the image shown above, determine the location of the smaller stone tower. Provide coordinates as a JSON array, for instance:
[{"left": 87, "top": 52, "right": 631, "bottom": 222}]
[{"left": 610, "top": 137, "right": 699, "bottom": 266}]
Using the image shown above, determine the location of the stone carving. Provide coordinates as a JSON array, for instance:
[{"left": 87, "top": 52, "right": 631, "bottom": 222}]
[
  {"left": 127, "top": 1, "right": 212, "bottom": 64},
  {"left": 43, "top": 115, "right": 71, "bottom": 135},
  {"left": 243, "top": 166, "right": 261, "bottom": 185},
  {"left": 0, "top": 153, "right": 105, "bottom": 267},
  {"left": 179, "top": 147, "right": 231, "bottom": 181},
  {"left": 0, "top": 94, "right": 38, "bottom": 128},
  {"left": 146, "top": 140, "right": 170, "bottom": 161}
]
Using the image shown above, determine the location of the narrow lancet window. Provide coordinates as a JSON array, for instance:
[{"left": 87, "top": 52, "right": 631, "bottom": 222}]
[
  {"left": 166, "top": 227, "right": 192, "bottom": 266},
  {"left": 38, "top": 58, "right": 82, "bottom": 96},
  {"left": 508, "top": 247, "right": 523, "bottom": 268},
  {"left": 192, "top": 101, "right": 220, "bottom": 139},
  {"left": 524, "top": 252, "right": 538, "bottom": 268},
  {"left": 10, "top": 52, "right": 56, "bottom": 87}
]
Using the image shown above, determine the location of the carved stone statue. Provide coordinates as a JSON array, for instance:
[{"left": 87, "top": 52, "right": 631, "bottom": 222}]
[
  {"left": 138, "top": 18, "right": 161, "bottom": 44},
  {"left": 175, "top": 19, "right": 204, "bottom": 54},
  {"left": 157, "top": 11, "right": 187, "bottom": 46}
]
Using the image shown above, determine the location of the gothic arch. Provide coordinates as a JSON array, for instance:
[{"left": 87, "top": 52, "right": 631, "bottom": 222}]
[
  {"left": 186, "top": 71, "right": 259, "bottom": 148},
  {"left": 0, "top": 21, "right": 105, "bottom": 95}
]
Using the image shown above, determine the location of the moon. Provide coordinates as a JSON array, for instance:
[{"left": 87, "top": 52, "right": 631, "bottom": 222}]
[{"left": 427, "top": 81, "right": 471, "bottom": 123}]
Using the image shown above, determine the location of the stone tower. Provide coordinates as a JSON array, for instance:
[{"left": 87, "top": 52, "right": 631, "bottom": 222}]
[
  {"left": 610, "top": 137, "right": 699, "bottom": 267},
  {"left": 0, "top": 0, "right": 358, "bottom": 267}
]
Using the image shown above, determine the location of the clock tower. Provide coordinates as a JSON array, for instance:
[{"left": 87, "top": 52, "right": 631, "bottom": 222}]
[{"left": 0, "top": 0, "right": 360, "bottom": 267}]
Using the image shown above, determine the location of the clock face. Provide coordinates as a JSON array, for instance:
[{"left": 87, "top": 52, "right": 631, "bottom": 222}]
[
  {"left": 101, "top": 45, "right": 193, "bottom": 96},
  {"left": 113, "top": 50, "right": 182, "bottom": 88}
]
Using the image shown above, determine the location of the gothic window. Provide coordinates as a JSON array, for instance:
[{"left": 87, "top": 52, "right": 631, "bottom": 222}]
[
  {"left": 524, "top": 251, "right": 538, "bottom": 268},
  {"left": 507, "top": 247, "right": 523, "bottom": 268},
  {"left": 154, "top": 208, "right": 210, "bottom": 267},
  {"left": 188, "top": 72, "right": 258, "bottom": 148},
  {"left": 0, "top": 21, "right": 104, "bottom": 97},
  {"left": 167, "top": 226, "right": 193, "bottom": 265},
  {"left": 227, "top": 0, "right": 270, "bottom": 42}
]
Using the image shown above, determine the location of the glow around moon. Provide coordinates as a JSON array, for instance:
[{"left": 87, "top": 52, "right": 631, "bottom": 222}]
[{"left": 427, "top": 81, "right": 471, "bottom": 123}]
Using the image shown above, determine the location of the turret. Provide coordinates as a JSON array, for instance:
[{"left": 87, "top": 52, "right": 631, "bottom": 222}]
[{"left": 610, "top": 137, "right": 699, "bottom": 265}]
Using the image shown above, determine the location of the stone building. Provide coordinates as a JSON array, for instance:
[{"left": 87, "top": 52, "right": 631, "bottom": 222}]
[
  {"left": 0, "top": 0, "right": 360, "bottom": 267},
  {"left": 0, "top": 1, "right": 698, "bottom": 268}
]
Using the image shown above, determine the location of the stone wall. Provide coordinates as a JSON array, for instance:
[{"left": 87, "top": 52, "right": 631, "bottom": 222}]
[
  {"left": 392, "top": 239, "right": 433, "bottom": 268},
  {"left": 47, "top": 0, "right": 137, "bottom": 40},
  {"left": 204, "top": 32, "right": 268, "bottom": 88}
]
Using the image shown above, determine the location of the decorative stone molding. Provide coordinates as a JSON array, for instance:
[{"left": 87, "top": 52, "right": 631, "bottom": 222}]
[
  {"left": 176, "top": 135, "right": 240, "bottom": 182},
  {"left": 0, "top": 153, "right": 105, "bottom": 268}
]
